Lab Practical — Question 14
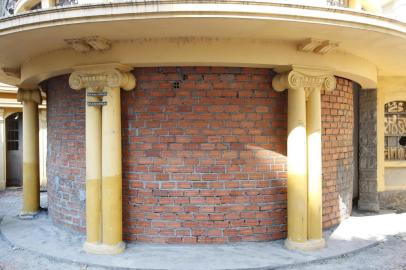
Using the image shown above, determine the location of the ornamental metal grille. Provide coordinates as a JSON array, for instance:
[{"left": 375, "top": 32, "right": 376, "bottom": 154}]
[
  {"left": 384, "top": 101, "right": 406, "bottom": 161},
  {"left": 6, "top": 113, "right": 19, "bottom": 151}
]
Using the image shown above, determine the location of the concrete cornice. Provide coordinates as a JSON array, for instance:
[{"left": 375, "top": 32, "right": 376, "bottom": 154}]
[
  {"left": 0, "top": 0, "right": 405, "bottom": 89},
  {"left": 0, "top": 0, "right": 405, "bottom": 35}
]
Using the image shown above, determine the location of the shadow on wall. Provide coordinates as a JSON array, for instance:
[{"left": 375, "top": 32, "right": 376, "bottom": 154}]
[
  {"left": 337, "top": 159, "right": 354, "bottom": 218},
  {"left": 321, "top": 78, "right": 355, "bottom": 229}
]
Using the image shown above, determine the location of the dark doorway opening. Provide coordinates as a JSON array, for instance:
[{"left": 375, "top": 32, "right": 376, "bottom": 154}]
[{"left": 6, "top": 112, "right": 22, "bottom": 187}]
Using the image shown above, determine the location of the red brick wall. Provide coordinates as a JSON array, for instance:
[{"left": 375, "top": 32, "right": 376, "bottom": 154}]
[
  {"left": 321, "top": 77, "right": 354, "bottom": 228},
  {"left": 45, "top": 68, "right": 354, "bottom": 243},
  {"left": 46, "top": 75, "right": 86, "bottom": 233},
  {"left": 122, "top": 67, "right": 288, "bottom": 243}
]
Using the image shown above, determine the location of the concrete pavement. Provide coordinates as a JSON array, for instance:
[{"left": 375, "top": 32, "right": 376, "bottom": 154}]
[{"left": 1, "top": 189, "right": 406, "bottom": 270}]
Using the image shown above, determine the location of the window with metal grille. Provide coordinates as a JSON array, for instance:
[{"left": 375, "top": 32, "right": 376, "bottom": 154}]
[
  {"left": 6, "top": 114, "right": 19, "bottom": 151},
  {"left": 384, "top": 101, "right": 406, "bottom": 160}
]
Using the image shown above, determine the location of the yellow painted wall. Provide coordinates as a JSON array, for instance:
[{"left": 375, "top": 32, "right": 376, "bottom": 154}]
[{"left": 377, "top": 77, "right": 406, "bottom": 192}]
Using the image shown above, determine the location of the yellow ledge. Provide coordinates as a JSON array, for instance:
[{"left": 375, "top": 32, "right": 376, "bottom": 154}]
[{"left": 384, "top": 161, "right": 406, "bottom": 168}]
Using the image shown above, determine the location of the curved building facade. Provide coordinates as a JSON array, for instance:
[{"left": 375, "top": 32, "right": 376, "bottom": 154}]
[
  {"left": 45, "top": 68, "right": 356, "bottom": 244},
  {"left": 0, "top": 0, "right": 405, "bottom": 254}
]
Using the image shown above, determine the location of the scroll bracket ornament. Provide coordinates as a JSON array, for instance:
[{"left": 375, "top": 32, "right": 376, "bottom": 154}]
[{"left": 272, "top": 66, "right": 336, "bottom": 100}]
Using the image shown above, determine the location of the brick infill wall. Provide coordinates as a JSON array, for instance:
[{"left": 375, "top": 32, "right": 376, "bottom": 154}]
[
  {"left": 46, "top": 68, "right": 355, "bottom": 243},
  {"left": 122, "top": 67, "right": 288, "bottom": 243},
  {"left": 46, "top": 75, "right": 86, "bottom": 233}
]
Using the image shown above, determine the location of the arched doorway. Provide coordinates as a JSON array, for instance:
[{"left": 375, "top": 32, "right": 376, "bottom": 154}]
[{"left": 6, "top": 112, "right": 22, "bottom": 187}]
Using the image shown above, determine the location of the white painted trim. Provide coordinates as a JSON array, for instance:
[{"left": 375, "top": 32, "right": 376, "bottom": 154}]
[{"left": 0, "top": 83, "right": 17, "bottom": 93}]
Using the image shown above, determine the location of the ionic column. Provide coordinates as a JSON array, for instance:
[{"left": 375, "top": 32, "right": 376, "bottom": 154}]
[
  {"left": 101, "top": 72, "right": 135, "bottom": 253},
  {"left": 69, "top": 64, "right": 135, "bottom": 255},
  {"left": 17, "top": 89, "right": 42, "bottom": 218},
  {"left": 273, "top": 70, "right": 308, "bottom": 246},
  {"left": 306, "top": 73, "right": 335, "bottom": 246},
  {"left": 272, "top": 66, "right": 336, "bottom": 251}
]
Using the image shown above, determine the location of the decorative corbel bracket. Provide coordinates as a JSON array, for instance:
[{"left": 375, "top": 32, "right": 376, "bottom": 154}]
[
  {"left": 272, "top": 66, "right": 336, "bottom": 100},
  {"left": 298, "top": 38, "right": 339, "bottom": 55},
  {"left": 0, "top": 67, "right": 21, "bottom": 86},
  {"left": 65, "top": 36, "right": 111, "bottom": 53}
]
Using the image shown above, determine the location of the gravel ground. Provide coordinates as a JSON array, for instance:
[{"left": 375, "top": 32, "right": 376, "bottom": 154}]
[
  {"left": 1, "top": 189, "right": 406, "bottom": 270},
  {"left": 0, "top": 189, "right": 103, "bottom": 270},
  {"left": 284, "top": 234, "right": 406, "bottom": 270}
]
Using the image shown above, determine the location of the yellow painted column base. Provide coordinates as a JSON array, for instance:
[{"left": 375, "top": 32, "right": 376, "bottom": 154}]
[
  {"left": 18, "top": 210, "right": 40, "bottom": 220},
  {"left": 83, "top": 241, "right": 126, "bottom": 255},
  {"left": 285, "top": 238, "right": 326, "bottom": 251}
]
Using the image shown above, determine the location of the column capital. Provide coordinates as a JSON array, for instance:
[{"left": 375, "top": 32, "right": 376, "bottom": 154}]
[
  {"left": 17, "top": 89, "right": 42, "bottom": 104},
  {"left": 272, "top": 66, "right": 336, "bottom": 99},
  {"left": 69, "top": 63, "right": 136, "bottom": 91}
]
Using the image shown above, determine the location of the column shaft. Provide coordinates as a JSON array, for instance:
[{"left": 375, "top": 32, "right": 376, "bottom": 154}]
[
  {"left": 22, "top": 100, "right": 40, "bottom": 215},
  {"left": 85, "top": 90, "right": 102, "bottom": 245},
  {"left": 286, "top": 87, "right": 308, "bottom": 243},
  {"left": 102, "top": 86, "right": 124, "bottom": 250},
  {"left": 306, "top": 88, "right": 323, "bottom": 241}
]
